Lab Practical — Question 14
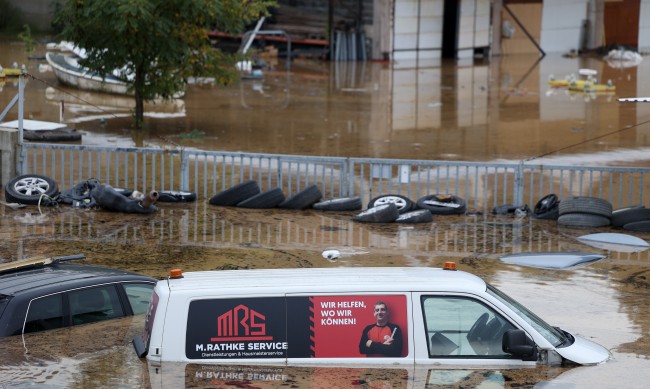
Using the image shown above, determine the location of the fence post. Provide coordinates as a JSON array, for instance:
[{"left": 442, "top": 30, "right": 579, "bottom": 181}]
[
  {"left": 180, "top": 148, "right": 189, "bottom": 191},
  {"left": 514, "top": 161, "right": 524, "bottom": 206},
  {"left": 347, "top": 158, "right": 354, "bottom": 197}
]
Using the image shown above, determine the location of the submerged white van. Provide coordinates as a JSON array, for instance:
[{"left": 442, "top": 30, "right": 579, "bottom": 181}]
[{"left": 133, "top": 264, "right": 610, "bottom": 367}]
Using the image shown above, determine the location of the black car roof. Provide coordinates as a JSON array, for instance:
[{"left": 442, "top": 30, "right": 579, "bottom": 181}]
[{"left": 0, "top": 263, "right": 156, "bottom": 296}]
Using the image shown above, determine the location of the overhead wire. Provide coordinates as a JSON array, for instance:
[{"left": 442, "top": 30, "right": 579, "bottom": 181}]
[{"left": 524, "top": 113, "right": 650, "bottom": 162}]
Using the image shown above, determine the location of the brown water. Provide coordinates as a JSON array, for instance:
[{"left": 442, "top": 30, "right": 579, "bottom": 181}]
[
  {"left": 3, "top": 39, "right": 650, "bottom": 165},
  {"left": 2, "top": 38, "right": 650, "bottom": 388}
]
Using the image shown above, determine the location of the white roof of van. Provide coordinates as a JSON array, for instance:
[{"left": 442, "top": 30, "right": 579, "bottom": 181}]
[{"left": 165, "top": 267, "right": 486, "bottom": 294}]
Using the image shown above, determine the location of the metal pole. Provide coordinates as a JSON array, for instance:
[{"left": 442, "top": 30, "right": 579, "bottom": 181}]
[
  {"left": 18, "top": 65, "right": 25, "bottom": 145},
  {"left": 16, "top": 66, "right": 26, "bottom": 175},
  {"left": 240, "top": 16, "right": 266, "bottom": 55},
  {"left": 503, "top": 4, "right": 545, "bottom": 57}
]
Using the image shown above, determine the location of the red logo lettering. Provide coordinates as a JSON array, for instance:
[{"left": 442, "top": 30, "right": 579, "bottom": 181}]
[{"left": 211, "top": 304, "right": 272, "bottom": 341}]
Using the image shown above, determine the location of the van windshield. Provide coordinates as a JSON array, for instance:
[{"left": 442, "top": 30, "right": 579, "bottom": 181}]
[{"left": 486, "top": 284, "right": 568, "bottom": 347}]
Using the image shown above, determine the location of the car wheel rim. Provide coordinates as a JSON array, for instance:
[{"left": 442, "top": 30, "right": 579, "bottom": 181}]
[
  {"left": 14, "top": 177, "right": 50, "bottom": 196},
  {"left": 375, "top": 196, "right": 406, "bottom": 209}
]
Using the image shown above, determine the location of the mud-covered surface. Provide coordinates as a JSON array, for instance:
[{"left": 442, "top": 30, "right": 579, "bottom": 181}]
[{"left": 2, "top": 198, "right": 650, "bottom": 388}]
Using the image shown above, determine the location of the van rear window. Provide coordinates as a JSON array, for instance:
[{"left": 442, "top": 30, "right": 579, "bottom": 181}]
[{"left": 186, "top": 295, "right": 408, "bottom": 360}]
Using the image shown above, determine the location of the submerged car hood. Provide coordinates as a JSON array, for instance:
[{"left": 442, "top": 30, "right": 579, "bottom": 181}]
[{"left": 555, "top": 333, "right": 611, "bottom": 365}]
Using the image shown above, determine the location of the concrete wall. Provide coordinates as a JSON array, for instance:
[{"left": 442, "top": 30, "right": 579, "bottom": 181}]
[
  {"left": 639, "top": 0, "right": 650, "bottom": 52},
  {"left": 0, "top": 127, "right": 18, "bottom": 186},
  {"left": 392, "top": 0, "right": 491, "bottom": 63},
  {"left": 540, "top": 0, "right": 589, "bottom": 54}
]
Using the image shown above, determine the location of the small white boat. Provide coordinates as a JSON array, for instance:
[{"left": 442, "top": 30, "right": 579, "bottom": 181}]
[
  {"left": 46, "top": 52, "right": 131, "bottom": 95},
  {"left": 499, "top": 252, "right": 606, "bottom": 269}
]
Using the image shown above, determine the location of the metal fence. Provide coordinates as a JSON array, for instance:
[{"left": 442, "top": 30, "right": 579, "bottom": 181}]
[{"left": 20, "top": 143, "right": 650, "bottom": 211}]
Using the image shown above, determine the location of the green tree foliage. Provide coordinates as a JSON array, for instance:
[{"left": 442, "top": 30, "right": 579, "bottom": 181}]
[{"left": 54, "top": 0, "right": 276, "bottom": 129}]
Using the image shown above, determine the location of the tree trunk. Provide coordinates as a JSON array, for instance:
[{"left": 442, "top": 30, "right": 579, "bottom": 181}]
[{"left": 133, "top": 68, "right": 145, "bottom": 129}]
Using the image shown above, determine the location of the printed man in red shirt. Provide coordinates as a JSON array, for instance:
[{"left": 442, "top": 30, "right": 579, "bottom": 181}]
[{"left": 358, "top": 301, "right": 403, "bottom": 357}]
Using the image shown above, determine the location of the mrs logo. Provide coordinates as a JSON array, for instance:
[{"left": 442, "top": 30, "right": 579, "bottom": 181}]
[{"left": 211, "top": 304, "right": 273, "bottom": 341}]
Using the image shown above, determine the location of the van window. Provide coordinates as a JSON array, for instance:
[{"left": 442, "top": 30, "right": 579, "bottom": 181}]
[
  {"left": 69, "top": 286, "right": 124, "bottom": 325},
  {"left": 421, "top": 296, "right": 515, "bottom": 358},
  {"left": 123, "top": 283, "right": 154, "bottom": 314},
  {"left": 24, "top": 294, "right": 64, "bottom": 333}
]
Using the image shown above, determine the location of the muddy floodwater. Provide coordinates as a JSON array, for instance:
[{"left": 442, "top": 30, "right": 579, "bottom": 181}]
[{"left": 2, "top": 37, "right": 650, "bottom": 387}]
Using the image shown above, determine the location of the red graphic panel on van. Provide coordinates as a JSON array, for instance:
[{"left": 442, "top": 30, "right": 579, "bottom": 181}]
[{"left": 186, "top": 295, "right": 408, "bottom": 360}]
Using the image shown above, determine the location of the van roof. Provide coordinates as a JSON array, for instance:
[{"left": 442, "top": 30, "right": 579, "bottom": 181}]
[{"left": 166, "top": 267, "right": 486, "bottom": 294}]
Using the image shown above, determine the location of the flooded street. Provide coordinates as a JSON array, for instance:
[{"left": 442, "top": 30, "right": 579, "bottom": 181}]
[{"left": 2, "top": 37, "right": 650, "bottom": 387}]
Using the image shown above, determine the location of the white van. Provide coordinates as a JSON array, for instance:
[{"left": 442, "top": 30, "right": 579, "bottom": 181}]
[{"left": 133, "top": 264, "right": 610, "bottom": 368}]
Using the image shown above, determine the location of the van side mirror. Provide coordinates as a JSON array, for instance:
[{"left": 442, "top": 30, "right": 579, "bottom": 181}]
[{"left": 502, "top": 329, "right": 538, "bottom": 361}]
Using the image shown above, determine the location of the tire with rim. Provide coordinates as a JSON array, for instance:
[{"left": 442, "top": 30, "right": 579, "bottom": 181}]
[
  {"left": 416, "top": 194, "right": 466, "bottom": 215},
  {"left": 157, "top": 191, "right": 197, "bottom": 202},
  {"left": 237, "top": 188, "right": 286, "bottom": 209},
  {"left": 611, "top": 206, "right": 649, "bottom": 227},
  {"left": 209, "top": 180, "right": 260, "bottom": 206},
  {"left": 4, "top": 174, "right": 59, "bottom": 205},
  {"left": 367, "top": 194, "right": 414, "bottom": 214},
  {"left": 278, "top": 184, "right": 322, "bottom": 209},
  {"left": 312, "top": 196, "right": 362, "bottom": 211},
  {"left": 534, "top": 194, "right": 559, "bottom": 213},
  {"left": 352, "top": 203, "right": 400, "bottom": 223},
  {"left": 558, "top": 213, "right": 611, "bottom": 228},
  {"left": 533, "top": 194, "right": 560, "bottom": 220},
  {"left": 395, "top": 209, "right": 433, "bottom": 224},
  {"left": 558, "top": 196, "right": 612, "bottom": 217}
]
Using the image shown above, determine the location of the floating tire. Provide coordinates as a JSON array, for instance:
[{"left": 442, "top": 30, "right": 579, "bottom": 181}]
[
  {"left": 157, "top": 191, "right": 197, "bottom": 202},
  {"left": 4, "top": 174, "right": 60, "bottom": 205},
  {"left": 622, "top": 220, "right": 650, "bottom": 233},
  {"left": 558, "top": 196, "right": 612, "bottom": 218},
  {"left": 237, "top": 188, "right": 285, "bottom": 209},
  {"left": 312, "top": 196, "right": 362, "bottom": 211},
  {"left": 209, "top": 180, "right": 260, "bottom": 206},
  {"left": 353, "top": 203, "right": 400, "bottom": 223},
  {"left": 532, "top": 206, "right": 560, "bottom": 220},
  {"left": 416, "top": 194, "right": 466, "bottom": 215},
  {"left": 611, "top": 206, "right": 649, "bottom": 227},
  {"left": 558, "top": 213, "right": 611, "bottom": 228},
  {"left": 395, "top": 209, "right": 433, "bottom": 224},
  {"left": 278, "top": 184, "right": 322, "bottom": 209},
  {"left": 367, "top": 194, "right": 414, "bottom": 214}
]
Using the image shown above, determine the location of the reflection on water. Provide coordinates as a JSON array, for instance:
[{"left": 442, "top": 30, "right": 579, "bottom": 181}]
[{"left": 4, "top": 204, "right": 650, "bottom": 264}]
